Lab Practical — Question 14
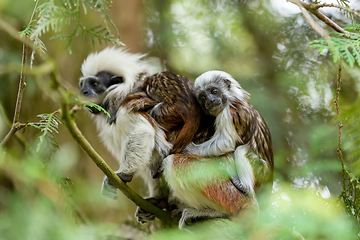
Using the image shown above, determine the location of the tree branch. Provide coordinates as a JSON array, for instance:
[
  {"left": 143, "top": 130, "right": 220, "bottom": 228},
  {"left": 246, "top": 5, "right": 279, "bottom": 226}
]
[
  {"left": 0, "top": 103, "right": 27, "bottom": 149},
  {"left": 1, "top": 40, "right": 28, "bottom": 146},
  {"left": 313, "top": 3, "right": 360, "bottom": 19},
  {"left": 302, "top": 2, "right": 348, "bottom": 34},
  {"left": 60, "top": 102, "right": 177, "bottom": 227},
  {"left": 334, "top": 65, "right": 346, "bottom": 192},
  {"left": 333, "top": 65, "right": 352, "bottom": 209},
  {"left": 287, "top": 0, "right": 330, "bottom": 38}
]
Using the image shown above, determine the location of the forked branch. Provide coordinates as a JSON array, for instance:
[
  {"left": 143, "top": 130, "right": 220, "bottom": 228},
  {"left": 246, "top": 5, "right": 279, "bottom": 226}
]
[{"left": 287, "top": 0, "right": 351, "bottom": 35}]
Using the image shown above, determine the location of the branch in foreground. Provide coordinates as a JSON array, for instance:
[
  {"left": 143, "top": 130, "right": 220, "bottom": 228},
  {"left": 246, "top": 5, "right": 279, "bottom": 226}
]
[{"left": 61, "top": 102, "right": 177, "bottom": 227}]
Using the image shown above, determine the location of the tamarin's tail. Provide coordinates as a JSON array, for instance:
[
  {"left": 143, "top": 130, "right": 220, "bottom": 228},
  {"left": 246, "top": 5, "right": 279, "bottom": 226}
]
[{"left": 170, "top": 110, "right": 201, "bottom": 154}]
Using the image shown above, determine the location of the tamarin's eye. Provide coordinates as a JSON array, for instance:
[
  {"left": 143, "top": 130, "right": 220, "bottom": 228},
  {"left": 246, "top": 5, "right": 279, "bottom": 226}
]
[
  {"left": 90, "top": 80, "right": 98, "bottom": 87},
  {"left": 199, "top": 95, "right": 206, "bottom": 101},
  {"left": 211, "top": 88, "right": 218, "bottom": 94}
]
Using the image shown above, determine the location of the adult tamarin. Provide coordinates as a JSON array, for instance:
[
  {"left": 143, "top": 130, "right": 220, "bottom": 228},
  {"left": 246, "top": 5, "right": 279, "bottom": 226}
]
[
  {"left": 161, "top": 70, "right": 273, "bottom": 227},
  {"left": 79, "top": 47, "right": 201, "bottom": 201},
  {"left": 184, "top": 70, "right": 274, "bottom": 195}
]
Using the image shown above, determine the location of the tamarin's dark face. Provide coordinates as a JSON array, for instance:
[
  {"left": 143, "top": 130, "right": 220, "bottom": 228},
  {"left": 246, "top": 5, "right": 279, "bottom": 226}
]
[
  {"left": 195, "top": 79, "right": 231, "bottom": 117},
  {"left": 79, "top": 71, "right": 124, "bottom": 100}
]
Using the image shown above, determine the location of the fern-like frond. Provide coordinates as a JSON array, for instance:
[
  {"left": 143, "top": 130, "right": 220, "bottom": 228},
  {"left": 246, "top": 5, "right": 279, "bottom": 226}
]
[
  {"left": 19, "top": 20, "right": 37, "bottom": 38},
  {"left": 31, "top": 1, "right": 77, "bottom": 39},
  {"left": 311, "top": 32, "right": 360, "bottom": 68},
  {"left": 28, "top": 111, "right": 62, "bottom": 152},
  {"left": 344, "top": 24, "right": 360, "bottom": 32},
  {"left": 81, "top": 25, "right": 124, "bottom": 47},
  {"left": 28, "top": 0, "right": 123, "bottom": 55},
  {"left": 337, "top": 0, "right": 350, "bottom": 8},
  {"left": 73, "top": 98, "right": 110, "bottom": 118},
  {"left": 85, "top": 103, "right": 110, "bottom": 118},
  {"left": 83, "top": 0, "right": 119, "bottom": 36}
]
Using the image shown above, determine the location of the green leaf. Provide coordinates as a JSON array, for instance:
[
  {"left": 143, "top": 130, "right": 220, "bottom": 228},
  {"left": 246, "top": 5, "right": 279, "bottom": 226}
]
[
  {"left": 85, "top": 103, "right": 110, "bottom": 118},
  {"left": 28, "top": 111, "right": 62, "bottom": 153},
  {"left": 310, "top": 32, "right": 360, "bottom": 68},
  {"left": 19, "top": 20, "right": 37, "bottom": 38},
  {"left": 73, "top": 98, "right": 110, "bottom": 118},
  {"left": 344, "top": 24, "right": 360, "bottom": 32}
]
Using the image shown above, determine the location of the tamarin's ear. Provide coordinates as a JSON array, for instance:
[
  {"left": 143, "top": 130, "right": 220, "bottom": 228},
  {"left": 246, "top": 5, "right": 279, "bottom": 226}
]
[
  {"left": 111, "top": 76, "right": 124, "bottom": 84},
  {"left": 224, "top": 79, "right": 232, "bottom": 90}
]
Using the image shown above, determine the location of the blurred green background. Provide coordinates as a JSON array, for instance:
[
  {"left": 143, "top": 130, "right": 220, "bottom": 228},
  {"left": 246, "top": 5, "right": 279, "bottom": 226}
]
[{"left": 0, "top": 0, "right": 359, "bottom": 239}]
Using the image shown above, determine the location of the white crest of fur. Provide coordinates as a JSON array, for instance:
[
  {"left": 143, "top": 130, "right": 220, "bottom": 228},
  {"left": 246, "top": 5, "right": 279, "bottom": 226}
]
[
  {"left": 80, "top": 47, "right": 151, "bottom": 102},
  {"left": 194, "top": 70, "right": 250, "bottom": 103}
]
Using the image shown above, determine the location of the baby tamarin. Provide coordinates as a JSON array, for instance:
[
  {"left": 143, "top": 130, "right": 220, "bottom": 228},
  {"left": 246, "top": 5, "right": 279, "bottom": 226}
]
[{"left": 185, "top": 70, "right": 274, "bottom": 194}]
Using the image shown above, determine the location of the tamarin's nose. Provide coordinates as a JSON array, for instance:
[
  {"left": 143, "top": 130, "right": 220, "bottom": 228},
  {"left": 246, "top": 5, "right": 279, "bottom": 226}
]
[{"left": 82, "top": 89, "right": 90, "bottom": 96}]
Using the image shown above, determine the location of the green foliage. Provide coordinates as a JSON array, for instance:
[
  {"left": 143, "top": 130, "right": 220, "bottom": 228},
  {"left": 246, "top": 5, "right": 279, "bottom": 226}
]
[
  {"left": 28, "top": 111, "right": 61, "bottom": 153},
  {"left": 0, "top": 153, "right": 116, "bottom": 240},
  {"left": 337, "top": 0, "right": 350, "bottom": 8},
  {"left": 339, "top": 169, "right": 360, "bottom": 222},
  {"left": 150, "top": 187, "right": 356, "bottom": 240},
  {"left": 344, "top": 24, "right": 360, "bottom": 32},
  {"left": 311, "top": 32, "right": 360, "bottom": 68},
  {"left": 340, "top": 98, "right": 360, "bottom": 222},
  {"left": 85, "top": 102, "right": 110, "bottom": 117},
  {"left": 19, "top": 20, "right": 37, "bottom": 38},
  {"left": 73, "top": 98, "right": 110, "bottom": 117},
  {"left": 343, "top": 99, "right": 360, "bottom": 169},
  {"left": 29, "top": 0, "right": 124, "bottom": 54}
]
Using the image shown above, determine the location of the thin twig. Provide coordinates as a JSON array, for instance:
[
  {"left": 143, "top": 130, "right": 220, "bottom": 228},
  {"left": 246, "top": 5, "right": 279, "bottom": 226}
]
[
  {"left": 1, "top": 41, "right": 28, "bottom": 146},
  {"left": 302, "top": 2, "right": 348, "bottom": 34},
  {"left": 18, "top": 122, "right": 41, "bottom": 131},
  {"left": 313, "top": 3, "right": 360, "bottom": 19},
  {"left": 0, "top": 103, "right": 27, "bottom": 149},
  {"left": 13, "top": 44, "right": 28, "bottom": 126},
  {"left": 287, "top": 0, "right": 330, "bottom": 38},
  {"left": 334, "top": 65, "right": 348, "bottom": 202},
  {"left": 0, "top": 0, "right": 40, "bottom": 147}
]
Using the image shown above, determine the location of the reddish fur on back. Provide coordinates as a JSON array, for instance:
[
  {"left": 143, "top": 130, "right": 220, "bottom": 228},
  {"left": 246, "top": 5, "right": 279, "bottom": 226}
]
[{"left": 203, "top": 180, "right": 252, "bottom": 214}]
